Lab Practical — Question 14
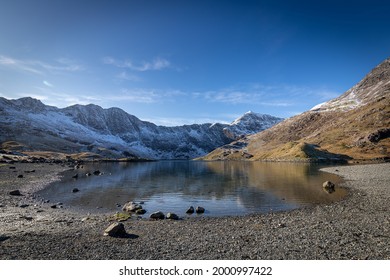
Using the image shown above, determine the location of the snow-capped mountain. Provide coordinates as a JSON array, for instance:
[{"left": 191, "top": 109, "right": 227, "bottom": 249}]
[
  {"left": 223, "top": 111, "right": 283, "bottom": 139},
  {"left": 311, "top": 58, "right": 390, "bottom": 112},
  {"left": 202, "top": 58, "right": 390, "bottom": 162},
  {"left": 0, "top": 97, "right": 283, "bottom": 159}
]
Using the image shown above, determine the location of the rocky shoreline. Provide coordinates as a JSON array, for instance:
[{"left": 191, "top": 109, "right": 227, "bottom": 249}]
[{"left": 0, "top": 162, "right": 389, "bottom": 259}]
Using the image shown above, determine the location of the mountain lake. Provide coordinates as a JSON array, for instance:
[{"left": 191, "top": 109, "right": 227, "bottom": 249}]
[{"left": 36, "top": 161, "right": 347, "bottom": 217}]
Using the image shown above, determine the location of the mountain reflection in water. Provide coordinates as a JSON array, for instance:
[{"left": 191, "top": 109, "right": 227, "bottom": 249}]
[{"left": 37, "top": 161, "right": 346, "bottom": 216}]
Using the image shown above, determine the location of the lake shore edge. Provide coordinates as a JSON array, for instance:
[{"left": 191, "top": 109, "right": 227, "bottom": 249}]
[{"left": 1, "top": 162, "right": 389, "bottom": 259}]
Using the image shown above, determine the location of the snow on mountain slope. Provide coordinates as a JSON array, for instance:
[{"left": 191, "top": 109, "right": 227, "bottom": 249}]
[
  {"left": 0, "top": 97, "right": 283, "bottom": 159},
  {"left": 224, "top": 111, "right": 283, "bottom": 138},
  {"left": 311, "top": 58, "right": 390, "bottom": 112}
]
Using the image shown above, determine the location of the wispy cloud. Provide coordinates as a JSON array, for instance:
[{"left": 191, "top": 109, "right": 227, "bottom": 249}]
[
  {"left": 0, "top": 55, "right": 84, "bottom": 75},
  {"left": 196, "top": 84, "right": 340, "bottom": 106},
  {"left": 43, "top": 80, "right": 53, "bottom": 87},
  {"left": 116, "top": 71, "right": 142, "bottom": 82},
  {"left": 110, "top": 88, "right": 185, "bottom": 104},
  {"left": 103, "top": 56, "right": 171, "bottom": 71},
  {"left": 0, "top": 55, "right": 43, "bottom": 74}
]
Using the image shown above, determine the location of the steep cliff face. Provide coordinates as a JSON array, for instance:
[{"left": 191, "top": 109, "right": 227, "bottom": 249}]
[
  {"left": 202, "top": 58, "right": 390, "bottom": 162},
  {"left": 0, "top": 97, "right": 283, "bottom": 159}
]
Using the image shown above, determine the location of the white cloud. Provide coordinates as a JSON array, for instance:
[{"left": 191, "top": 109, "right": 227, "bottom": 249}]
[
  {"left": 103, "top": 56, "right": 171, "bottom": 71},
  {"left": 143, "top": 116, "right": 229, "bottom": 126},
  {"left": 108, "top": 88, "right": 186, "bottom": 104},
  {"left": 43, "top": 80, "right": 53, "bottom": 87},
  {"left": 116, "top": 71, "right": 142, "bottom": 82},
  {"left": 196, "top": 84, "right": 339, "bottom": 106},
  {"left": 0, "top": 55, "right": 43, "bottom": 74},
  {"left": 0, "top": 55, "right": 84, "bottom": 75}
]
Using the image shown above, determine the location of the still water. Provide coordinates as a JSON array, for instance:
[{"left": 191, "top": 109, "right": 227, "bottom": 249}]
[{"left": 37, "top": 161, "right": 346, "bottom": 217}]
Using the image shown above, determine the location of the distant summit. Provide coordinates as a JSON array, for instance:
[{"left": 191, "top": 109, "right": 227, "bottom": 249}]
[
  {"left": 223, "top": 111, "right": 283, "bottom": 139},
  {"left": 0, "top": 97, "right": 282, "bottom": 160},
  {"left": 202, "top": 58, "right": 390, "bottom": 162}
]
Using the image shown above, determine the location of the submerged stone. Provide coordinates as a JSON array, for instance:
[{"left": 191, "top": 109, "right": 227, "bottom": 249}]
[
  {"left": 323, "top": 181, "right": 336, "bottom": 194},
  {"left": 196, "top": 206, "right": 205, "bottom": 214},
  {"left": 186, "top": 206, "right": 194, "bottom": 214}
]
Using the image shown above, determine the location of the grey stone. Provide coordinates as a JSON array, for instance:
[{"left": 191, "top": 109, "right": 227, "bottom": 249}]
[
  {"left": 122, "top": 201, "right": 143, "bottom": 212},
  {"left": 103, "top": 222, "right": 127, "bottom": 237}
]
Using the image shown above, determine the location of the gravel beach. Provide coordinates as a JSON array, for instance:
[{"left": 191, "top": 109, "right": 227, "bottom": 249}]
[{"left": 0, "top": 162, "right": 389, "bottom": 260}]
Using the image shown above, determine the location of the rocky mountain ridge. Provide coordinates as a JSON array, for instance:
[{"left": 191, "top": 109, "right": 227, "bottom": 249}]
[
  {"left": 202, "top": 58, "right": 390, "bottom": 162},
  {"left": 0, "top": 97, "right": 283, "bottom": 160}
]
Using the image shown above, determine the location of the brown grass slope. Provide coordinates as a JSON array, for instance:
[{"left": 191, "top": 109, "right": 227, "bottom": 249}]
[{"left": 202, "top": 58, "right": 390, "bottom": 162}]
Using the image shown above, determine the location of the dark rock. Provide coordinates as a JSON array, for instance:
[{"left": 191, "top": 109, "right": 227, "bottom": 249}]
[
  {"left": 72, "top": 188, "right": 80, "bottom": 193},
  {"left": 186, "top": 206, "right": 194, "bottom": 214},
  {"left": 19, "top": 204, "right": 29, "bottom": 208},
  {"left": 166, "top": 212, "right": 179, "bottom": 220},
  {"left": 86, "top": 172, "right": 92, "bottom": 176},
  {"left": 72, "top": 174, "right": 79, "bottom": 179},
  {"left": 93, "top": 170, "right": 101, "bottom": 176},
  {"left": 17, "top": 174, "right": 23, "bottom": 178},
  {"left": 149, "top": 211, "right": 165, "bottom": 219},
  {"left": 103, "top": 222, "right": 127, "bottom": 237},
  {"left": 196, "top": 206, "right": 205, "bottom": 214},
  {"left": 0, "top": 235, "right": 10, "bottom": 242},
  {"left": 323, "top": 181, "right": 336, "bottom": 194},
  {"left": 9, "top": 190, "right": 22, "bottom": 196},
  {"left": 9, "top": 166, "right": 16, "bottom": 169},
  {"left": 367, "top": 128, "right": 390, "bottom": 143},
  {"left": 135, "top": 209, "right": 146, "bottom": 215},
  {"left": 50, "top": 204, "right": 57, "bottom": 209}
]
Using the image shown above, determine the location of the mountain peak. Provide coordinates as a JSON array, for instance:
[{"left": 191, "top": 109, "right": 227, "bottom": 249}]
[{"left": 9, "top": 97, "right": 49, "bottom": 113}]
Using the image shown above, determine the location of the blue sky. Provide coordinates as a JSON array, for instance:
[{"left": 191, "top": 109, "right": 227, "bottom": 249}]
[{"left": 0, "top": 0, "right": 389, "bottom": 125}]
